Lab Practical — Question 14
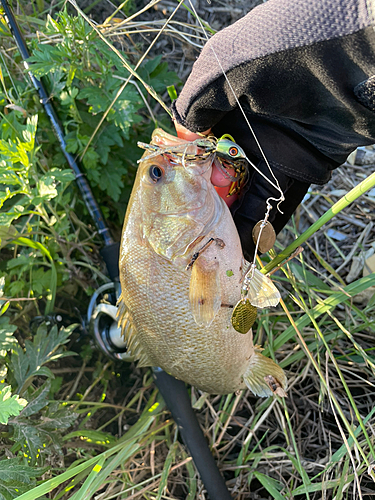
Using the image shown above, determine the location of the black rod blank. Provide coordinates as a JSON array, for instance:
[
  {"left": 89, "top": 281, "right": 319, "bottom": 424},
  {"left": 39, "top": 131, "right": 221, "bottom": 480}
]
[
  {"left": 1, "top": 0, "right": 114, "bottom": 248},
  {"left": 153, "top": 368, "right": 233, "bottom": 500}
]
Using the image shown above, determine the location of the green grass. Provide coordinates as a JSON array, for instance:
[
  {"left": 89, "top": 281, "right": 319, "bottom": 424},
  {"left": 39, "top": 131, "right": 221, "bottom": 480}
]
[{"left": 0, "top": 1, "right": 374, "bottom": 499}]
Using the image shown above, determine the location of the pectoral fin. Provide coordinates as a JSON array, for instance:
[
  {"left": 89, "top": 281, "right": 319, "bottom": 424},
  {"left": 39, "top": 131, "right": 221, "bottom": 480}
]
[
  {"left": 117, "top": 295, "right": 153, "bottom": 367},
  {"left": 243, "top": 352, "right": 287, "bottom": 398},
  {"left": 189, "top": 257, "right": 221, "bottom": 327}
]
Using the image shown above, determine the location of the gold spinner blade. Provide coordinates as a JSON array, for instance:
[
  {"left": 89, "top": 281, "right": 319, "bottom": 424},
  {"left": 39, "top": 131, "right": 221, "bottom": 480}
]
[{"left": 231, "top": 300, "right": 257, "bottom": 334}]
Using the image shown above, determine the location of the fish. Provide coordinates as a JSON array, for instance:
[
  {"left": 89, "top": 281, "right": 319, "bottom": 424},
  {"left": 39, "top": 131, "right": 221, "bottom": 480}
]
[{"left": 117, "top": 128, "right": 287, "bottom": 397}]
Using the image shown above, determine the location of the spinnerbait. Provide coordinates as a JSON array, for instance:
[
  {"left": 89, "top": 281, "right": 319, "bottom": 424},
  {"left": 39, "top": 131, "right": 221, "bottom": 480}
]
[
  {"left": 137, "top": 132, "right": 281, "bottom": 335},
  {"left": 137, "top": 133, "right": 248, "bottom": 197}
]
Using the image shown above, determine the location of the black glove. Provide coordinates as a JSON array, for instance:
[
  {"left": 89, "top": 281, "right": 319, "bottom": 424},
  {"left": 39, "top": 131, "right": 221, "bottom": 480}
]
[{"left": 172, "top": 0, "right": 375, "bottom": 258}]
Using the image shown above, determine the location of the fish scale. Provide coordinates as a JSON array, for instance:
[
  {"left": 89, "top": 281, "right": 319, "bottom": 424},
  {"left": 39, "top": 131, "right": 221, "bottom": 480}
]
[
  {"left": 118, "top": 129, "right": 287, "bottom": 397},
  {"left": 122, "top": 245, "right": 252, "bottom": 394}
]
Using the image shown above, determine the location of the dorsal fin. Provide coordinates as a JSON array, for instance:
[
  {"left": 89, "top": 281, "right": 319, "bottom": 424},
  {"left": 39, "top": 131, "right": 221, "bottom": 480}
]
[{"left": 117, "top": 295, "right": 153, "bottom": 367}]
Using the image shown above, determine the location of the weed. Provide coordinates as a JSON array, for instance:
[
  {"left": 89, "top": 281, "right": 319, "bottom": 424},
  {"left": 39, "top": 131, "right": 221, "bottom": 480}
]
[{"left": 0, "top": 1, "right": 375, "bottom": 499}]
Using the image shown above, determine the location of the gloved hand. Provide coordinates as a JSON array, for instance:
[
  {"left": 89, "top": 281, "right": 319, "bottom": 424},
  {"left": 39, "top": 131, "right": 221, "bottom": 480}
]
[{"left": 172, "top": 0, "right": 375, "bottom": 261}]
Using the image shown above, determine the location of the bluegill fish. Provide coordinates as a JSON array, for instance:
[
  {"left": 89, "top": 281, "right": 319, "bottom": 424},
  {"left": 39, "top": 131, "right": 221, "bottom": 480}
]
[{"left": 118, "top": 129, "right": 287, "bottom": 396}]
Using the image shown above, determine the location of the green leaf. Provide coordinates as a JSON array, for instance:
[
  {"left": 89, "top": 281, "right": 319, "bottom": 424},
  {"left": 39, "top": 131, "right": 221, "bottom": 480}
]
[
  {"left": 150, "top": 63, "right": 179, "bottom": 92},
  {"left": 39, "top": 403, "right": 77, "bottom": 431},
  {"left": 68, "top": 457, "right": 106, "bottom": 500},
  {"left": 7, "top": 255, "right": 32, "bottom": 274},
  {"left": 30, "top": 268, "right": 53, "bottom": 296},
  {"left": 0, "top": 226, "right": 18, "bottom": 249},
  {"left": 28, "top": 366, "right": 54, "bottom": 380},
  {"left": 65, "top": 133, "right": 79, "bottom": 154},
  {"left": 12, "top": 424, "right": 45, "bottom": 462},
  {"left": 19, "top": 381, "right": 50, "bottom": 418},
  {"left": 33, "top": 169, "right": 74, "bottom": 205},
  {"left": 95, "top": 125, "right": 123, "bottom": 165},
  {"left": 289, "top": 262, "right": 331, "bottom": 290},
  {"left": 0, "top": 317, "right": 17, "bottom": 355},
  {"left": 110, "top": 100, "right": 142, "bottom": 139},
  {"left": 0, "top": 139, "right": 29, "bottom": 168},
  {"left": 0, "top": 386, "right": 27, "bottom": 424},
  {"left": 0, "top": 480, "right": 30, "bottom": 500},
  {"left": 23, "top": 115, "right": 38, "bottom": 146},
  {"left": 63, "top": 429, "right": 116, "bottom": 447},
  {"left": 0, "top": 458, "right": 45, "bottom": 484},
  {"left": 333, "top": 457, "right": 350, "bottom": 500},
  {"left": 28, "top": 44, "right": 69, "bottom": 77},
  {"left": 9, "top": 237, "right": 57, "bottom": 313},
  {"left": 8, "top": 280, "right": 25, "bottom": 297},
  {"left": 253, "top": 471, "right": 284, "bottom": 500},
  {"left": 167, "top": 85, "right": 178, "bottom": 102},
  {"left": 47, "top": 168, "right": 75, "bottom": 183},
  {"left": 142, "top": 55, "right": 162, "bottom": 75},
  {"left": 0, "top": 301, "right": 9, "bottom": 316},
  {"left": 12, "top": 405, "right": 78, "bottom": 463},
  {"left": 0, "top": 110, "right": 26, "bottom": 142},
  {"left": 329, "top": 406, "right": 375, "bottom": 464},
  {"left": 82, "top": 147, "right": 100, "bottom": 171},
  {"left": 292, "top": 477, "right": 354, "bottom": 495},
  {"left": 78, "top": 87, "right": 110, "bottom": 114},
  {"left": 156, "top": 442, "right": 178, "bottom": 500},
  {"left": 60, "top": 87, "right": 79, "bottom": 106},
  {"left": 36, "top": 177, "right": 58, "bottom": 201},
  {"left": 96, "top": 166, "right": 124, "bottom": 202},
  {"left": 9, "top": 323, "right": 76, "bottom": 392}
]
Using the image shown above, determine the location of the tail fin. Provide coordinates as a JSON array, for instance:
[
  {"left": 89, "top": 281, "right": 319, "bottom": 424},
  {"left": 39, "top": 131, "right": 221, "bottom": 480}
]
[{"left": 243, "top": 352, "right": 287, "bottom": 398}]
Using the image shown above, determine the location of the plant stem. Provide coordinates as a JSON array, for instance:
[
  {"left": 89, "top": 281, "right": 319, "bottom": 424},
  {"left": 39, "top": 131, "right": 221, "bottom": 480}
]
[{"left": 263, "top": 170, "right": 375, "bottom": 274}]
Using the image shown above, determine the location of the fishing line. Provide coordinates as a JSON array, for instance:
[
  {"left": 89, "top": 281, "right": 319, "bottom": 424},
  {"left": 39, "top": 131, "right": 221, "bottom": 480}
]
[
  {"left": 67, "top": 0, "right": 180, "bottom": 160},
  {"left": 186, "top": 0, "right": 283, "bottom": 322},
  {"left": 186, "top": 0, "right": 285, "bottom": 212}
]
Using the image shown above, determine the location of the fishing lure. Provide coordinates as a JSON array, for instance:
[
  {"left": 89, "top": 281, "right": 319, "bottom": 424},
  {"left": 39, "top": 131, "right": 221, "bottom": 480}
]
[
  {"left": 180, "top": 1, "right": 286, "bottom": 334},
  {"left": 137, "top": 132, "right": 281, "bottom": 334},
  {"left": 138, "top": 133, "right": 245, "bottom": 161},
  {"left": 137, "top": 133, "right": 249, "bottom": 197}
]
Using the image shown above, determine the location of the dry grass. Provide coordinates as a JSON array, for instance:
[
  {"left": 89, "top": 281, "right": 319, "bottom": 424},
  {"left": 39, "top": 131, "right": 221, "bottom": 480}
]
[{"left": 3, "top": 0, "right": 375, "bottom": 498}]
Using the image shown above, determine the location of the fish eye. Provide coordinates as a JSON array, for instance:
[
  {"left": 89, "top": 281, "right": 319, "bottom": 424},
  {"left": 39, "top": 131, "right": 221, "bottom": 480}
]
[
  {"left": 229, "top": 146, "right": 238, "bottom": 157},
  {"left": 149, "top": 165, "right": 164, "bottom": 183}
]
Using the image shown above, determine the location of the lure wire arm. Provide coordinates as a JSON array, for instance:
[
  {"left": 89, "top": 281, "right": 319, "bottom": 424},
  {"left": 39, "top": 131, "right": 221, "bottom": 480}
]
[{"left": 186, "top": 0, "right": 287, "bottom": 300}]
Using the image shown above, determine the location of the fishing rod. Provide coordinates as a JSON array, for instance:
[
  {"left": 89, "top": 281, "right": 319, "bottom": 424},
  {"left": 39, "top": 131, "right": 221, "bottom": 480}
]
[
  {"left": 1, "top": 2, "right": 232, "bottom": 498},
  {"left": 1, "top": 0, "right": 119, "bottom": 278}
]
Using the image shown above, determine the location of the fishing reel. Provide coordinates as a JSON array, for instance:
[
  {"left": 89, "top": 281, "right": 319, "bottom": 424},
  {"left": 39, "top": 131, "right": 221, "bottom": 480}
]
[
  {"left": 30, "top": 282, "right": 131, "bottom": 361},
  {"left": 88, "top": 281, "right": 132, "bottom": 362}
]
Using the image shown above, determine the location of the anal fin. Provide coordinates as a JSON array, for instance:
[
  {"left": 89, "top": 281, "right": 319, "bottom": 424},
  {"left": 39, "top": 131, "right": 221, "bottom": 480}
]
[
  {"left": 117, "top": 295, "right": 153, "bottom": 367},
  {"left": 243, "top": 352, "right": 287, "bottom": 398},
  {"left": 189, "top": 257, "right": 221, "bottom": 327}
]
